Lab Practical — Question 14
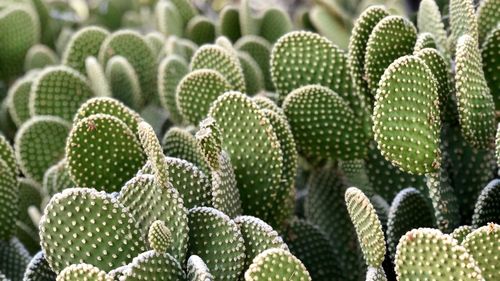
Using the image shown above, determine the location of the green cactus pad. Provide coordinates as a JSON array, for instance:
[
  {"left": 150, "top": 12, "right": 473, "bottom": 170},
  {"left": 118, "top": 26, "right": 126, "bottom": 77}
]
[
  {"left": 177, "top": 69, "right": 232, "bottom": 125},
  {"left": 0, "top": 238, "right": 31, "bottom": 281},
  {"left": 0, "top": 4, "right": 39, "bottom": 80},
  {"left": 219, "top": 6, "right": 241, "bottom": 43},
  {"left": 190, "top": 45, "right": 246, "bottom": 93},
  {"left": 186, "top": 16, "right": 216, "bottom": 45},
  {"left": 40, "top": 188, "right": 145, "bottom": 273},
  {"left": 283, "top": 85, "right": 365, "bottom": 161},
  {"left": 477, "top": 0, "right": 500, "bottom": 44},
  {"left": 234, "top": 215, "right": 287, "bottom": 269},
  {"left": 24, "top": 45, "right": 58, "bottom": 71},
  {"left": 283, "top": 218, "right": 343, "bottom": 281},
  {"left": 451, "top": 225, "right": 474, "bottom": 243},
  {"left": 472, "top": 179, "right": 500, "bottom": 228},
  {"left": 455, "top": 34, "right": 495, "bottom": 148},
  {"left": 57, "top": 264, "right": 112, "bottom": 281},
  {"left": 449, "top": 0, "right": 478, "bottom": 50},
  {"left": 364, "top": 16, "right": 416, "bottom": 94},
  {"left": 235, "top": 36, "right": 273, "bottom": 91},
  {"left": 395, "top": 228, "right": 483, "bottom": 281},
  {"left": 239, "top": 0, "right": 260, "bottom": 36},
  {"left": 482, "top": 27, "right": 500, "bottom": 110},
  {"left": 105, "top": 56, "right": 143, "bottom": 111},
  {"left": 208, "top": 92, "right": 283, "bottom": 222},
  {"left": 0, "top": 160, "right": 18, "bottom": 240},
  {"left": 16, "top": 177, "right": 42, "bottom": 229},
  {"left": 15, "top": 116, "right": 70, "bottom": 183},
  {"left": 187, "top": 255, "right": 213, "bottom": 281},
  {"left": 373, "top": 55, "right": 441, "bottom": 174},
  {"left": 366, "top": 267, "right": 387, "bottom": 281},
  {"left": 170, "top": 0, "right": 197, "bottom": 25},
  {"left": 144, "top": 32, "right": 165, "bottom": 58},
  {"left": 188, "top": 207, "right": 245, "bottom": 281},
  {"left": 252, "top": 96, "right": 281, "bottom": 114},
  {"left": 6, "top": 72, "right": 37, "bottom": 127},
  {"left": 238, "top": 52, "right": 264, "bottom": 96},
  {"left": 413, "top": 33, "right": 437, "bottom": 52},
  {"left": 244, "top": 248, "right": 311, "bottom": 281},
  {"left": 259, "top": 8, "right": 292, "bottom": 44},
  {"left": 29, "top": 66, "right": 94, "bottom": 122},
  {"left": 348, "top": 5, "right": 389, "bottom": 105},
  {"left": 43, "top": 159, "right": 74, "bottom": 197},
  {"left": 270, "top": 31, "right": 353, "bottom": 104},
  {"left": 23, "top": 251, "right": 56, "bottom": 281},
  {"left": 62, "top": 26, "right": 109, "bottom": 74},
  {"left": 196, "top": 118, "right": 222, "bottom": 171},
  {"left": 162, "top": 127, "right": 209, "bottom": 175},
  {"left": 0, "top": 134, "right": 17, "bottom": 176},
  {"left": 338, "top": 159, "right": 374, "bottom": 196},
  {"left": 137, "top": 121, "right": 169, "bottom": 187},
  {"left": 98, "top": 30, "right": 157, "bottom": 102},
  {"left": 387, "top": 188, "right": 435, "bottom": 259},
  {"left": 426, "top": 168, "right": 461, "bottom": 232},
  {"left": 165, "top": 36, "right": 198, "bottom": 62},
  {"left": 85, "top": 57, "right": 111, "bottom": 97},
  {"left": 120, "top": 251, "right": 186, "bottom": 281},
  {"left": 155, "top": 1, "right": 182, "bottom": 37},
  {"left": 118, "top": 174, "right": 188, "bottom": 262},
  {"left": 462, "top": 223, "right": 500, "bottom": 280},
  {"left": 345, "top": 187, "right": 386, "bottom": 267},
  {"left": 66, "top": 114, "right": 146, "bottom": 192},
  {"left": 417, "top": 0, "right": 448, "bottom": 52},
  {"left": 304, "top": 166, "right": 363, "bottom": 281},
  {"left": 158, "top": 55, "right": 188, "bottom": 124},
  {"left": 148, "top": 220, "right": 172, "bottom": 253}
]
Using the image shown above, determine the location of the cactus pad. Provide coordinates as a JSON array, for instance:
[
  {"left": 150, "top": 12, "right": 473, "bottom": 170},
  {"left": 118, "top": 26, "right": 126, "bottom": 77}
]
[
  {"left": 188, "top": 207, "right": 245, "bottom": 281},
  {"left": 373, "top": 55, "right": 441, "bottom": 174},
  {"left": 0, "top": 238, "right": 31, "bottom": 281},
  {"left": 138, "top": 121, "right": 169, "bottom": 187},
  {"left": 105, "top": 56, "right": 143, "bottom": 111},
  {"left": 237, "top": 52, "right": 264, "bottom": 96},
  {"left": 259, "top": 8, "right": 292, "bottom": 44},
  {"left": 23, "top": 251, "right": 56, "bottom": 281},
  {"left": 85, "top": 57, "right": 111, "bottom": 97},
  {"left": 481, "top": 27, "right": 500, "bottom": 110},
  {"left": 235, "top": 36, "right": 273, "bottom": 91},
  {"left": 426, "top": 168, "right": 461, "bottom": 232},
  {"left": 244, "top": 248, "right": 311, "bottom": 281},
  {"left": 0, "top": 160, "right": 18, "bottom": 240},
  {"left": 417, "top": 0, "right": 448, "bottom": 52},
  {"left": 56, "top": 264, "right": 112, "bottom": 281},
  {"left": 158, "top": 55, "right": 188, "bottom": 124},
  {"left": 472, "top": 179, "right": 500, "bottom": 228},
  {"left": 366, "top": 267, "right": 387, "bottom": 281},
  {"left": 162, "top": 127, "right": 208, "bottom": 175},
  {"left": 62, "top": 26, "right": 109, "bottom": 74},
  {"left": 413, "top": 33, "right": 437, "bottom": 52},
  {"left": 462, "top": 223, "right": 500, "bottom": 280},
  {"left": 451, "top": 225, "right": 474, "bottom": 243},
  {"left": 6, "top": 73, "right": 36, "bottom": 127},
  {"left": 24, "top": 44, "right": 58, "bottom": 71},
  {"left": 39, "top": 188, "right": 145, "bottom": 273},
  {"left": 120, "top": 251, "right": 186, "bottom": 281},
  {"left": 148, "top": 220, "right": 172, "bottom": 253},
  {"left": 186, "top": 16, "right": 216, "bottom": 46},
  {"left": 187, "top": 255, "right": 213, "bottom": 281},
  {"left": 449, "top": 0, "right": 478, "bottom": 50}
]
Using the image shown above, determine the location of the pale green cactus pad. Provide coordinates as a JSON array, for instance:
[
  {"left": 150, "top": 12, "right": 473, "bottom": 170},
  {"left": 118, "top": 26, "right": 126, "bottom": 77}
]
[
  {"left": 29, "top": 66, "right": 94, "bottom": 122},
  {"left": 0, "top": 159, "right": 18, "bottom": 240},
  {"left": 477, "top": 0, "right": 500, "bottom": 44},
  {"left": 56, "top": 264, "right": 112, "bottom": 281},
  {"left": 15, "top": 116, "right": 70, "bottom": 183},
  {"left": 105, "top": 55, "right": 143, "bottom": 111},
  {"left": 43, "top": 159, "right": 73, "bottom": 197},
  {"left": 170, "top": 0, "right": 198, "bottom": 26},
  {"left": 259, "top": 8, "right": 292, "bottom": 44},
  {"left": 6, "top": 72, "right": 37, "bottom": 127},
  {"left": 0, "top": 238, "right": 31, "bottom": 281},
  {"left": 148, "top": 220, "right": 172, "bottom": 253},
  {"left": 414, "top": 33, "right": 437, "bottom": 53},
  {"left": 450, "top": 225, "right": 474, "bottom": 243},
  {"left": 387, "top": 188, "right": 435, "bottom": 260},
  {"left": 137, "top": 121, "right": 169, "bottom": 187},
  {"left": 366, "top": 267, "right": 387, "bottom": 281},
  {"left": 455, "top": 34, "right": 495, "bottom": 148},
  {"left": 283, "top": 85, "right": 365, "bottom": 161},
  {"left": 39, "top": 188, "right": 145, "bottom": 273},
  {"left": 155, "top": 1, "right": 182, "bottom": 37},
  {"left": 158, "top": 55, "right": 188, "bottom": 124},
  {"left": 472, "top": 179, "right": 500, "bottom": 228},
  {"left": 188, "top": 207, "right": 245, "bottom": 281},
  {"left": 417, "top": 0, "right": 448, "bottom": 52},
  {"left": 373, "top": 55, "right": 441, "bottom": 174},
  {"left": 234, "top": 215, "right": 287, "bottom": 269},
  {"left": 345, "top": 187, "right": 386, "bottom": 267},
  {"left": 22, "top": 251, "right": 56, "bottom": 281},
  {"left": 481, "top": 27, "right": 499, "bottom": 110},
  {"left": 0, "top": 135, "right": 17, "bottom": 176},
  {"left": 24, "top": 44, "right": 58, "bottom": 71},
  {"left": 62, "top": 26, "right": 109, "bottom": 74},
  {"left": 187, "top": 255, "right": 214, "bottom": 281},
  {"left": 364, "top": 16, "right": 416, "bottom": 94},
  {"left": 177, "top": 69, "right": 232, "bottom": 125},
  {"left": 190, "top": 45, "right": 246, "bottom": 93},
  {"left": 186, "top": 16, "right": 216, "bottom": 45},
  {"left": 162, "top": 127, "right": 209, "bottom": 175},
  {"left": 85, "top": 57, "right": 111, "bottom": 97},
  {"left": 395, "top": 228, "right": 483, "bottom": 281},
  {"left": 120, "top": 251, "right": 186, "bottom": 281},
  {"left": 66, "top": 114, "right": 146, "bottom": 192},
  {"left": 219, "top": 6, "right": 241, "bottom": 43},
  {"left": 244, "top": 248, "right": 311, "bottom": 281},
  {"left": 462, "top": 223, "right": 500, "bottom": 280},
  {"left": 283, "top": 218, "right": 342, "bottom": 281},
  {"left": 449, "top": 0, "right": 478, "bottom": 50},
  {"left": 118, "top": 174, "right": 188, "bottom": 262},
  {"left": 208, "top": 92, "right": 283, "bottom": 224},
  {"left": 238, "top": 52, "right": 264, "bottom": 96}
]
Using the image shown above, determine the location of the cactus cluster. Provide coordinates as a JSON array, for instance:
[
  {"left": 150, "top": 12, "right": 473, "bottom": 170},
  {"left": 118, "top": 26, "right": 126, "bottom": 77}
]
[{"left": 0, "top": 0, "right": 499, "bottom": 280}]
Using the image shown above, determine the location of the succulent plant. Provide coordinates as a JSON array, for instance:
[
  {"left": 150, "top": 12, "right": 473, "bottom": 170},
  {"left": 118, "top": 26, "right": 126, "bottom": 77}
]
[{"left": 0, "top": 0, "right": 498, "bottom": 280}]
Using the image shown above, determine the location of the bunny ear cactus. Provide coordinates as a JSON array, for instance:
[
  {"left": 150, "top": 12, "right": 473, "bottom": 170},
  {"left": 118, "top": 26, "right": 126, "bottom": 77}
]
[
  {"left": 481, "top": 27, "right": 499, "bottom": 110},
  {"left": 158, "top": 55, "right": 188, "bottom": 124},
  {"left": 119, "top": 251, "right": 186, "bottom": 281},
  {"left": 395, "top": 228, "right": 484, "bottom": 280},
  {"left": 85, "top": 57, "right": 111, "bottom": 98},
  {"left": 148, "top": 220, "right": 172, "bottom": 253},
  {"left": 155, "top": 1, "right": 183, "bottom": 37},
  {"left": 237, "top": 52, "right": 264, "bottom": 96},
  {"left": 137, "top": 121, "right": 169, "bottom": 187},
  {"left": 23, "top": 251, "right": 56, "bottom": 281},
  {"left": 186, "top": 16, "right": 216, "bottom": 46},
  {"left": 417, "top": 0, "right": 449, "bottom": 54},
  {"left": 235, "top": 36, "right": 273, "bottom": 91},
  {"left": 366, "top": 267, "right": 387, "bottom": 281},
  {"left": 451, "top": 225, "right": 474, "bottom": 243},
  {"left": 414, "top": 33, "right": 437, "bottom": 52},
  {"left": 259, "top": 8, "right": 292, "bottom": 44},
  {"left": 56, "top": 264, "right": 112, "bottom": 281},
  {"left": 187, "top": 255, "right": 214, "bottom": 281},
  {"left": 219, "top": 6, "right": 241, "bottom": 43},
  {"left": 0, "top": 159, "right": 18, "bottom": 241},
  {"left": 188, "top": 207, "right": 245, "bottom": 281},
  {"left": 472, "top": 179, "right": 500, "bottom": 228},
  {"left": 105, "top": 55, "right": 143, "bottom": 110},
  {"left": 6, "top": 72, "right": 38, "bottom": 127},
  {"left": 477, "top": 0, "right": 500, "bottom": 44},
  {"left": 24, "top": 45, "right": 58, "bottom": 71},
  {"left": 43, "top": 159, "right": 74, "bottom": 197},
  {"left": 0, "top": 238, "right": 31, "bottom": 281},
  {"left": 462, "top": 223, "right": 500, "bottom": 280},
  {"left": 449, "top": 0, "right": 478, "bottom": 51},
  {"left": 454, "top": 34, "right": 495, "bottom": 149},
  {"left": 62, "top": 26, "right": 110, "bottom": 74},
  {"left": 162, "top": 127, "right": 209, "bottom": 175},
  {"left": 29, "top": 66, "right": 94, "bottom": 122},
  {"left": 244, "top": 248, "right": 311, "bottom": 281}
]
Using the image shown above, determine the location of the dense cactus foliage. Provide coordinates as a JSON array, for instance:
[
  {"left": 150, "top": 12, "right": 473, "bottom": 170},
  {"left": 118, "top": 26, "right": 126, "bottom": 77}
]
[{"left": 0, "top": 0, "right": 499, "bottom": 280}]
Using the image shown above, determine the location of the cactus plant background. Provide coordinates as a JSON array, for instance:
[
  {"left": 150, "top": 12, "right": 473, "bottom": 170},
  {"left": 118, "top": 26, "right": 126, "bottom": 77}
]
[{"left": 0, "top": 0, "right": 499, "bottom": 280}]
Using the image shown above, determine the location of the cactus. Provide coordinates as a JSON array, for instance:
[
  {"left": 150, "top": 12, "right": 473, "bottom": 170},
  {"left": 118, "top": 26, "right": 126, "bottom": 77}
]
[
  {"left": 158, "top": 55, "right": 188, "bottom": 124},
  {"left": 417, "top": 0, "right": 448, "bottom": 53},
  {"left": 137, "top": 121, "right": 169, "bottom": 187},
  {"left": 237, "top": 52, "right": 264, "bottom": 96},
  {"left": 188, "top": 207, "right": 245, "bottom": 281},
  {"left": 414, "top": 33, "right": 437, "bottom": 53},
  {"left": 477, "top": 0, "right": 500, "bottom": 44},
  {"left": 395, "top": 228, "right": 483, "bottom": 280},
  {"left": 462, "top": 223, "right": 500, "bottom": 280},
  {"left": 105, "top": 56, "right": 143, "bottom": 110},
  {"left": 186, "top": 255, "right": 213, "bottom": 281},
  {"left": 23, "top": 251, "right": 56, "bottom": 281},
  {"left": 24, "top": 45, "right": 58, "bottom": 71},
  {"left": 258, "top": 8, "right": 292, "bottom": 44},
  {"left": 449, "top": 0, "right": 478, "bottom": 50},
  {"left": 235, "top": 36, "right": 273, "bottom": 91},
  {"left": 6, "top": 72, "right": 38, "bottom": 127},
  {"left": 0, "top": 159, "right": 18, "bottom": 241},
  {"left": 387, "top": 188, "right": 435, "bottom": 259},
  {"left": 62, "top": 26, "right": 109, "bottom": 74},
  {"left": 365, "top": 267, "right": 387, "bottom": 281},
  {"left": 450, "top": 225, "right": 474, "bottom": 243},
  {"left": 219, "top": 6, "right": 241, "bottom": 43},
  {"left": 119, "top": 251, "right": 186, "bottom": 280},
  {"left": 472, "top": 179, "right": 500, "bottom": 228},
  {"left": 244, "top": 248, "right": 311, "bottom": 281},
  {"left": 0, "top": 238, "right": 31, "bottom": 281},
  {"left": 56, "top": 264, "right": 111, "bottom": 281},
  {"left": 481, "top": 27, "right": 499, "bottom": 110},
  {"left": 85, "top": 57, "right": 111, "bottom": 98},
  {"left": 148, "top": 220, "right": 172, "bottom": 253},
  {"left": 186, "top": 16, "right": 216, "bottom": 46},
  {"left": 155, "top": 1, "right": 183, "bottom": 37}
]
